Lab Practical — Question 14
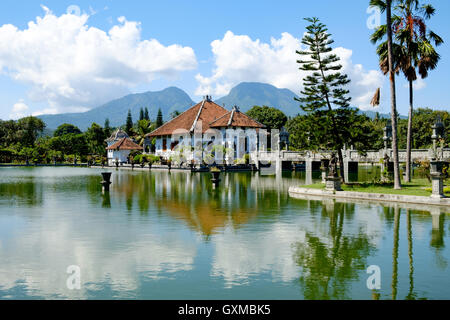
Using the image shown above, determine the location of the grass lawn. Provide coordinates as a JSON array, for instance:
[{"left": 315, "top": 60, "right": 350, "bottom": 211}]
[{"left": 303, "top": 178, "right": 450, "bottom": 197}]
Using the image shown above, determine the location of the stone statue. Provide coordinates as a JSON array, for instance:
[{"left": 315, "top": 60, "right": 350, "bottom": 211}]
[
  {"left": 383, "top": 153, "right": 390, "bottom": 170},
  {"left": 328, "top": 153, "right": 338, "bottom": 177}
]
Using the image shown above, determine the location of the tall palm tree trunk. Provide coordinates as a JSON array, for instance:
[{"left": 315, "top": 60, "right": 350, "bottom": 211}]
[
  {"left": 386, "top": 0, "right": 402, "bottom": 190},
  {"left": 405, "top": 79, "right": 413, "bottom": 182}
]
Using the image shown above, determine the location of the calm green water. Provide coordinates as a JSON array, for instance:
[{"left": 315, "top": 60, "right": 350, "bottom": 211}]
[{"left": 0, "top": 167, "right": 448, "bottom": 300}]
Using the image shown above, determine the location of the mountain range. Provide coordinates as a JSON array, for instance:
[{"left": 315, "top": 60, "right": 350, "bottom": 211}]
[{"left": 37, "top": 82, "right": 393, "bottom": 130}]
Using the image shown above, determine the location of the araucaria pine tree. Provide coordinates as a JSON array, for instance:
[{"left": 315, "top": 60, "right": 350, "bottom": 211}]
[
  {"left": 144, "top": 107, "right": 150, "bottom": 121},
  {"left": 104, "top": 118, "right": 111, "bottom": 138},
  {"left": 296, "top": 17, "right": 352, "bottom": 182},
  {"left": 156, "top": 108, "right": 163, "bottom": 128},
  {"left": 139, "top": 108, "right": 145, "bottom": 121},
  {"left": 125, "top": 110, "right": 133, "bottom": 135}
]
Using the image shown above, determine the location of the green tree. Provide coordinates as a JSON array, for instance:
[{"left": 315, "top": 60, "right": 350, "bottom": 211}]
[
  {"left": 398, "top": 108, "right": 449, "bottom": 149},
  {"left": 246, "top": 106, "right": 287, "bottom": 130},
  {"left": 16, "top": 116, "right": 46, "bottom": 147},
  {"left": 296, "top": 17, "right": 352, "bottom": 182},
  {"left": 0, "top": 120, "right": 19, "bottom": 147},
  {"left": 286, "top": 115, "right": 316, "bottom": 150},
  {"left": 372, "top": 0, "right": 443, "bottom": 182},
  {"left": 125, "top": 110, "right": 133, "bottom": 135},
  {"left": 50, "top": 133, "right": 87, "bottom": 157},
  {"left": 134, "top": 119, "right": 154, "bottom": 146},
  {"left": 397, "top": 0, "right": 442, "bottom": 182},
  {"left": 18, "top": 147, "right": 34, "bottom": 164},
  {"left": 144, "top": 107, "right": 150, "bottom": 121},
  {"left": 170, "top": 110, "right": 181, "bottom": 119},
  {"left": 54, "top": 123, "right": 81, "bottom": 137},
  {"left": 139, "top": 108, "right": 145, "bottom": 121},
  {"left": 86, "top": 123, "right": 106, "bottom": 155},
  {"left": 370, "top": 0, "right": 402, "bottom": 189},
  {"left": 287, "top": 113, "right": 379, "bottom": 152},
  {"left": 104, "top": 118, "right": 112, "bottom": 138},
  {"left": 156, "top": 108, "right": 163, "bottom": 128}
]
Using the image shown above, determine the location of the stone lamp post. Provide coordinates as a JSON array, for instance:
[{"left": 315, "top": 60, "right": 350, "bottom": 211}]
[
  {"left": 429, "top": 116, "right": 446, "bottom": 198},
  {"left": 431, "top": 115, "right": 445, "bottom": 160},
  {"left": 430, "top": 160, "right": 444, "bottom": 198},
  {"left": 383, "top": 120, "right": 392, "bottom": 151}
]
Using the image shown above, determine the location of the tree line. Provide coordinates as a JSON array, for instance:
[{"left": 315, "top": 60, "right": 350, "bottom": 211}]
[
  {"left": 246, "top": 105, "right": 449, "bottom": 152},
  {"left": 0, "top": 104, "right": 447, "bottom": 165},
  {"left": 0, "top": 106, "right": 166, "bottom": 164},
  {"left": 284, "top": 0, "right": 444, "bottom": 186}
]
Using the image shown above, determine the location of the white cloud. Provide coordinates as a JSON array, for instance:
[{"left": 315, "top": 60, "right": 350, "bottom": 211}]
[
  {"left": 0, "top": 8, "right": 197, "bottom": 115},
  {"left": 9, "top": 100, "right": 29, "bottom": 119},
  {"left": 196, "top": 31, "right": 384, "bottom": 110},
  {"left": 403, "top": 78, "right": 426, "bottom": 90},
  {"left": 211, "top": 223, "right": 305, "bottom": 288}
]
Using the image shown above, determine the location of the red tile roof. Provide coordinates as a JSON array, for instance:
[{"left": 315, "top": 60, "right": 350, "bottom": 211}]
[
  {"left": 147, "top": 99, "right": 229, "bottom": 137},
  {"left": 106, "top": 137, "right": 143, "bottom": 150},
  {"left": 209, "top": 108, "right": 265, "bottom": 128},
  {"left": 147, "top": 100, "right": 265, "bottom": 137}
]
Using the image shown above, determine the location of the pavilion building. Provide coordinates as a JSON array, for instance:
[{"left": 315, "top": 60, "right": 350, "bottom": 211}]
[
  {"left": 105, "top": 129, "right": 143, "bottom": 166},
  {"left": 145, "top": 96, "right": 265, "bottom": 165}
]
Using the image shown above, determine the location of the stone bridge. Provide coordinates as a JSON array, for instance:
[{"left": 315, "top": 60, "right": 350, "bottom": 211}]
[
  {"left": 251, "top": 148, "right": 450, "bottom": 181},
  {"left": 255, "top": 148, "right": 450, "bottom": 164}
]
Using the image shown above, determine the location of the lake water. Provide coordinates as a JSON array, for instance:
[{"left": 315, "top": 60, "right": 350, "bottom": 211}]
[{"left": 0, "top": 167, "right": 448, "bottom": 300}]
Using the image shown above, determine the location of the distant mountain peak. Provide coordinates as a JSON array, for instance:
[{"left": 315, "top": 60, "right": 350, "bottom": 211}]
[
  {"left": 38, "top": 87, "right": 195, "bottom": 130},
  {"left": 216, "top": 82, "right": 302, "bottom": 116}
]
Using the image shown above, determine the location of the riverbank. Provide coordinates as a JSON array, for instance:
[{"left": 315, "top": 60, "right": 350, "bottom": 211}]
[
  {"left": 298, "top": 179, "right": 449, "bottom": 197},
  {"left": 289, "top": 186, "right": 450, "bottom": 207},
  {"left": 89, "top": 164, "right": 258, "bottom": 172},
  {"left": 0, "top": 163, "right": 88, "bottom": 167}
]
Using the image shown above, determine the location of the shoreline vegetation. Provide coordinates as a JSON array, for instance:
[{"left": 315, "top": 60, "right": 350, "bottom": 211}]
[{"left": 300, "top": 178, "right": 450, "bottom": 197}]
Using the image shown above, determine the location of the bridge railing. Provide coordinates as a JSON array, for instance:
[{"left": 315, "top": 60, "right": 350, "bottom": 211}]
[{"left": 254, "top": 148, "right": 450, "bottom": 163}]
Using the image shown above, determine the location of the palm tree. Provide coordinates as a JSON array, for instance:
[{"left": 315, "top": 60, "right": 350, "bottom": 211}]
[
  {"left": 134, "top": 119, "right": 154, "bottom": 146},
  {"left": 371, "top": 0, "right": 442, "bottom": 183},
  {"left": 394, "top": 0, "right": 442, "bottom": 182},
  {"left": 370, "top": 0, "right": 402, "bottom": 189}
]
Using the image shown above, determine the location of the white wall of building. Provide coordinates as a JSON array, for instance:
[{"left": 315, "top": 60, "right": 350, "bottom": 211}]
[
  {"left": 152, "top": 127, "right": 260, "bottom": 165},
  {"left": 107, "top": 149, "right": 132, "bottom": 166}
]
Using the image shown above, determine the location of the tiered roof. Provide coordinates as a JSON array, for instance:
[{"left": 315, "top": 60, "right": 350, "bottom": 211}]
[
  {"left": 106, "top": 128, "right": 129, "bottom": 142},
  {"left": 147, "top": 99, "right": 264, "bottom": 137},
  {"left": 106, "top": 137, "right": 143, "bottom": 151},
  {"left": 209, "top": 106, "right": 264, "bottom": 128}
]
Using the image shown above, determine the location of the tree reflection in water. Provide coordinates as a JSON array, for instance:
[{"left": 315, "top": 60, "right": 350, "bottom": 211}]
[
  {"left": 391, "top": 206, "right": 400, "bottom": 300},
  {"left": 293, "top": 200, "right": 376, "bottom": 300},
  {"left": 406, "top": 209, "right": 416, "bottom": 300}
]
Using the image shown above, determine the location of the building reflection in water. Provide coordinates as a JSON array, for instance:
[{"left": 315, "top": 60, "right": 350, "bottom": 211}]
[{"left": 0, "top": 167, "right": 449, "bottom": 299}]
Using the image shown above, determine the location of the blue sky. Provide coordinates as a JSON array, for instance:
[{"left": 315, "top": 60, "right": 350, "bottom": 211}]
[{"left": 0, "top": 0, "right": 449, "bottom": 120}]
